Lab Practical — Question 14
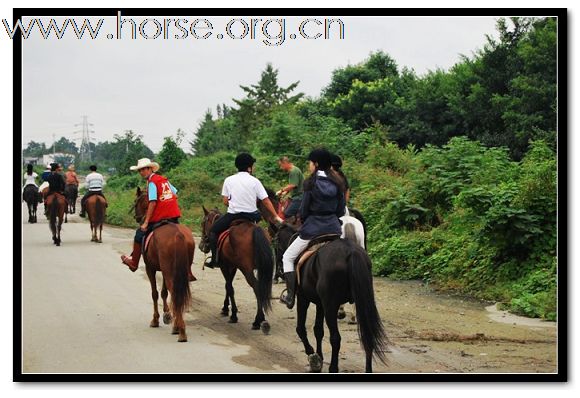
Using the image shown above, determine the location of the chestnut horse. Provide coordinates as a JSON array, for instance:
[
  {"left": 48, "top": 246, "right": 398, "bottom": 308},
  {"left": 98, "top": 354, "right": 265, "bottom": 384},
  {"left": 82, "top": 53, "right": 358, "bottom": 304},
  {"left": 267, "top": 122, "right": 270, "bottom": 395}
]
[
  {"left": 133, "top": 188, "right": 193, "bottom": 342},
  {"left": 199, "top": 207, "right": 274, "bottom": 333},
  {"left": 46, "top": 193, "right": 66, "bottom": 246},
  {"left": 270, "top": 222, "right": 388, "bottom": 373},
  {"left": 86, "top": 194, "right": 106, "bottom": 243}
]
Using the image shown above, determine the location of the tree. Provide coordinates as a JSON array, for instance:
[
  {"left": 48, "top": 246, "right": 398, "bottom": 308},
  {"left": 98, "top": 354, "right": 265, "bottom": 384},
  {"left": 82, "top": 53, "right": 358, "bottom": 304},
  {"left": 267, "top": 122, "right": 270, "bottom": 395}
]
[
  {"left": 23, "top": 141, "right": 47, "bottom": 157},
  {"left": 110, "top": 130, "right": 155, "bottom": 175},
  {"left": 157, "top": 130, "right": 187, "bottom": 172}
]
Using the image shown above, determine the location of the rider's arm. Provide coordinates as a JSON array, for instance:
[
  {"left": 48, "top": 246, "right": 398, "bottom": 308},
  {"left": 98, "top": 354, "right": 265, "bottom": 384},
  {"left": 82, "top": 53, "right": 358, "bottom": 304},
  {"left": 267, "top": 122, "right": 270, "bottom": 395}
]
[
  {"left": 280, "top": 183, "right": 296, "bottom": 194},
  {"left": 143, "top": 201, "right": 157, "bottom": 227},
  {"left": 260, "top": 198, "right": 281, "bottom": 223},
  {"left": 222, "top": 196, "right": 229, "bottom": 207},
  {"left": 345, "top": 188, "right": 350, "bottom": 203}
]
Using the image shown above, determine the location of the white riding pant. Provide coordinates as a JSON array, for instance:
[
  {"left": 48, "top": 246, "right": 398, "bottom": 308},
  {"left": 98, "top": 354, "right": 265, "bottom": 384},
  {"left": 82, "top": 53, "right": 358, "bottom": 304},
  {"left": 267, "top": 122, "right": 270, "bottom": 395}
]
[{"left": 282, "top": 236, "right": 311, "bottom": 273}]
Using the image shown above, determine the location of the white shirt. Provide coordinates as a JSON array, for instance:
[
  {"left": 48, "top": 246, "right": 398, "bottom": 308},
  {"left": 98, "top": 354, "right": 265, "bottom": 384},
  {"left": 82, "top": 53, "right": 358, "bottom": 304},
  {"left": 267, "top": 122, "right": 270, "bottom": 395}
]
[
  {"left": 85, "top": 172, "right": 106, "bottom": 191},
  {"left": 24, "top": 172, "right": 38, "bottom": 186},
  {"left": 222, "top": 172, "right": 268, "bottom": 214}
]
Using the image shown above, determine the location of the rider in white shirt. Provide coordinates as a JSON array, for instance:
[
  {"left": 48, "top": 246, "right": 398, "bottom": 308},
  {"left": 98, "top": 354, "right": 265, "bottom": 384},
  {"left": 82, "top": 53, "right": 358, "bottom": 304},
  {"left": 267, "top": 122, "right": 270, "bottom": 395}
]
[{"left": 79, "top": 165, "right": 107, "bottom": 218}]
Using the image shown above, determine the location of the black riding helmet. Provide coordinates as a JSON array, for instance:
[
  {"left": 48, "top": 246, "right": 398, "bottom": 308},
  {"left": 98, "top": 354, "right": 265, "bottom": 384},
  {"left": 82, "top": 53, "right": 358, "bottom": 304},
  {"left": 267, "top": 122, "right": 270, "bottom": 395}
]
[
  {"left": 307, "top": 148, "right": 331, "bottom": 171},
  {"left": 235, "top": 153, "right": 256, "bottom": 171},
  {"left": 330, "top": 153, "right": 343, "bottom": 169}
]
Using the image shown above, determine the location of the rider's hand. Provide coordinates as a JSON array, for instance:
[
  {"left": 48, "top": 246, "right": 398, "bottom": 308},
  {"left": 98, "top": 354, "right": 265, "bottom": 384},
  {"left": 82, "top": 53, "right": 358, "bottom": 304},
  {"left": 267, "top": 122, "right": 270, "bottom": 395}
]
[
  {"left": 140, "top": 222, "right": 148, "bottom": 232},
  {"left": 275, "top": 216, "right": 284, "bottom": 225},
  {"left": 276, "top": 190, "right": 283, "bottom": 196}
]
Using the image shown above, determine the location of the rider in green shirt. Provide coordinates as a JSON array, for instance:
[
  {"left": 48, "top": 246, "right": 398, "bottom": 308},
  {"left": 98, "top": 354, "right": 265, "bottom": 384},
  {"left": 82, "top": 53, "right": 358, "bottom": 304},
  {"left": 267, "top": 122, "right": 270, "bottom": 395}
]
[{"left": 277, "top": 156, "right": 304, "bottom": 219}]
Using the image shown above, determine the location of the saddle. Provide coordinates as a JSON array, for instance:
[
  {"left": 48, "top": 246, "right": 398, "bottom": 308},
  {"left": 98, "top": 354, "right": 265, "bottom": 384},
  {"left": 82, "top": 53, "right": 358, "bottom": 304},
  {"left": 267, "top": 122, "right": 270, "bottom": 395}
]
[
  {"left": 142, "top": 219, "right": 179, "bottom": 255},
  {"left": 215, "top": 219, "right": 256, "bottom": 261},
  {"left": 295, "top": 234, "right": 340, "bottom": 285}
]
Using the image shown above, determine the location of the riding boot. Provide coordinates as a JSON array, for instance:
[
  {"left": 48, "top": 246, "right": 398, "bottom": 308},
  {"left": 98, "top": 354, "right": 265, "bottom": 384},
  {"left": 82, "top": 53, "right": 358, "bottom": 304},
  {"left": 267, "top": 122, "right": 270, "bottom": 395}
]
[
  {"left": 204, "top": 246, "right": 219, "bottom": 269},
  {"left": 121, "top": 242, "right": 142, "bottom": 272},
  {"left": 79, "top": 200, "right": 86, "bottom": 218},
  {"left": 280, "top": 271, "right": 297, "bottom": 309}
]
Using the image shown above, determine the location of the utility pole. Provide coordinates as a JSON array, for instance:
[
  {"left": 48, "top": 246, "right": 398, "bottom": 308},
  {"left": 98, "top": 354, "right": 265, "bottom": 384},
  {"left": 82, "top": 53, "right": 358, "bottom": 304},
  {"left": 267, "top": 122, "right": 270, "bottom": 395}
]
[
  {"left": 52, "top": 133, "right": 56, "bottom": 156},
  {"left": 74, "top": 115, "right": 95, "bottom": 163}
]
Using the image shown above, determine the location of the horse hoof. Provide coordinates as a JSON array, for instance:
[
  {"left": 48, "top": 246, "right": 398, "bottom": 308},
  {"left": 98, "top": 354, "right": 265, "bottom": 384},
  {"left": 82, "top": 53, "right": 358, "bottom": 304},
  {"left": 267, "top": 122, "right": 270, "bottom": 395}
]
[
  {"left": 163, "top": 313, "right": 172, "bottom": 325},
  {"left": 348, "top": 317, "right": 357, "bottom": 325},
  {"left": 98, "top": 239, "right": 103, "bottom": 243},
  {"left": 178, "top": 335, "right": 187, "bottom": 342},
  {"left": 261, "top": 321, "right": 271, "bottom": 335},
  {"left": 251, "top": 323, "right": 260, "bottom": 330},
  {"left": 228, "top": 317, "right": 238, "bottom": 324},
  {"left": 172, "top": 327, "right": 179, "bottom": 335},
  {"left": 220, "top": 309, "right": 229, "bottom": 317},
  {"left": 337, "top": 309, "right": 346, "bottom": 320},
  {"left": 150, "top": 320, "right": 159, "bottom": 328},
  {"left": 308, "top": 354, "right": 323, "bottom": 373}
]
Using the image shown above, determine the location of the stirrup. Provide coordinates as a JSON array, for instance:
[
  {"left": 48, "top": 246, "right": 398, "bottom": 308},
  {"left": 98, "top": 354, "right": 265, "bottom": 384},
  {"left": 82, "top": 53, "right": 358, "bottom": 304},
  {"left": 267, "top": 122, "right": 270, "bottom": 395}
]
[{"left": 204, "top": 256, "right": 217, "bottom": 269}]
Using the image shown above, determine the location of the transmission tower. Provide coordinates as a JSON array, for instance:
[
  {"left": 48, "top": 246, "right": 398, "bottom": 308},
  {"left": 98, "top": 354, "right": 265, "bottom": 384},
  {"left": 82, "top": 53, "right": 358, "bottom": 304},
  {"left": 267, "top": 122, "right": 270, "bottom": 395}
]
[{"left": 74, "top": 115, "right": 95, "bottom": 163}]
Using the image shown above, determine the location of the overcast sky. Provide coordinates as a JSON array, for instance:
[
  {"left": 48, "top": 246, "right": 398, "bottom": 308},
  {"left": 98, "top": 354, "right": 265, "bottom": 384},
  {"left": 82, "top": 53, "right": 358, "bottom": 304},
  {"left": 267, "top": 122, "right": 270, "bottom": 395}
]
[{"left": 21, "top": 15, "right": 502, "bottom": 153}]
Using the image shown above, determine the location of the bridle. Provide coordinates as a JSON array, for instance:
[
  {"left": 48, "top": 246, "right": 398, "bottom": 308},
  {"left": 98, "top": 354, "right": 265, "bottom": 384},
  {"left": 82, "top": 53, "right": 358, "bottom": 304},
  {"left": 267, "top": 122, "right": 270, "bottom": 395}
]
[{"left": 200, "top": 210, "right": 221, "bottom": 251}]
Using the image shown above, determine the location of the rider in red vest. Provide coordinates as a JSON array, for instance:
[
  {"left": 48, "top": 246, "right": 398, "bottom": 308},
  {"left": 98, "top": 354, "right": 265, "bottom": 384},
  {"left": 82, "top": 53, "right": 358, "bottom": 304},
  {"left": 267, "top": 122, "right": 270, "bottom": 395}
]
[{"left": 120, "top": 158, "right": 193, "bottom": 281}]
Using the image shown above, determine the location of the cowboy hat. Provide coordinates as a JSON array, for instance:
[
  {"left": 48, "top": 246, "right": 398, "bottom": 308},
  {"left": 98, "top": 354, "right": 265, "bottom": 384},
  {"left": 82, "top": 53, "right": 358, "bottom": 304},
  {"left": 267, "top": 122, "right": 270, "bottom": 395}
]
[{"left": 129, "top": 158, "right": 160, "bottom": 172}]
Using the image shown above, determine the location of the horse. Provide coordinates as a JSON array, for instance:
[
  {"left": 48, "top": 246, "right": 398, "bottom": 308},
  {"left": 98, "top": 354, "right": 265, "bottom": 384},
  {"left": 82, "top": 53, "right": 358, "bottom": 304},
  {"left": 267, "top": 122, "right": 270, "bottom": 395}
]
[
  {"left": 46, "top": 193, "right": 66, "bottom": 246},
  {"left": 86, "top": 194, "right": 106, "bottom": 243},
  {"left": 64, "top": 184, "right": 78, "bottom": 214},
  {"left": 23, "top": 185, "right": 40, "bottom": 223},
  {"left": 271, "top": 222, "right": 387, "bottom": 373},
  {"left": 199, "top": 206, "right": 274, "bottom": 333},
  {"left": 132, "top": 187, "right": 194, "bottom": 342}
]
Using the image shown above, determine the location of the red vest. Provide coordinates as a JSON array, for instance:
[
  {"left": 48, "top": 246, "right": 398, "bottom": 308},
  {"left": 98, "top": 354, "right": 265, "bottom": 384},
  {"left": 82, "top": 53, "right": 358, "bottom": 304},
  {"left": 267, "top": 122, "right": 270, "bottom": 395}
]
[{"left": 148, "top": 173, "right": 181, "bottom": 222}]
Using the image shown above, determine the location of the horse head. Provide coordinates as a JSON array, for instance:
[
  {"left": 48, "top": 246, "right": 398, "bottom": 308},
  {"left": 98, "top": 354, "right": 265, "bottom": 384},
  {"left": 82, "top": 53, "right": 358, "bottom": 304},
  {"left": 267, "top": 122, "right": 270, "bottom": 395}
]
[
  {"left": 198, "top": 206, "right": 221, "bottom": 253},
  {"left": 131, "top": 186, "right": 148, "bottom": 224}
]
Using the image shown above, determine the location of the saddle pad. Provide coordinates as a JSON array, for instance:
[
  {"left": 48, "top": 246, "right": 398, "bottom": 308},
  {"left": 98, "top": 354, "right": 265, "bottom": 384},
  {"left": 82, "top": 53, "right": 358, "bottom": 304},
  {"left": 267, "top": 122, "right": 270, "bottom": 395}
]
[
  {"left": 296, "top": 241, "right": 332, "bottom": 285},
  {"left": 143, "top": 231, "right": 155, "bottom": 254}
]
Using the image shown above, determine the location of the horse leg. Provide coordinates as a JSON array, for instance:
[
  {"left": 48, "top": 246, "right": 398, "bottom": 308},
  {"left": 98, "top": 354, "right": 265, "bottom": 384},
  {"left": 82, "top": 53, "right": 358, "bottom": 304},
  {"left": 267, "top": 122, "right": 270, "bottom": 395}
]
[
  {"left": 98, "top": 224, "right": 103, "bottom": 243},
  {"left": 161, "top": 278, "right": 172, "bottom": 326},
  {"left": 324, "top": 303, "right": 342, "bottom": 373},
  {"left": 220, "top": 267, "right": 230, "bottom": 316},
  {"left": 242, "top": 270, "right": 266, "bottom": 331},
  {"left": 314, "top": 304, "right": 325, "bottom": 361},
  {"left": 227, "top": 267, "right": 238, "bottom": 323},
  {"left": 338, "top": 304, "right": 346, "bottom": 320},
  {"left": 296, "top": 295, "right": 314, "bottom": 355},
  {"left": 148, "top": 267, "right": 160, "bottom": 327}
]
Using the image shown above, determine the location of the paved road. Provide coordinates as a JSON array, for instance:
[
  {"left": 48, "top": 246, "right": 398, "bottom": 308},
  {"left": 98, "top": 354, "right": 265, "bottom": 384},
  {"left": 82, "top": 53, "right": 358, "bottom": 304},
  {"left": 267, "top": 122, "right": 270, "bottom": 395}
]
[{"left": 21, "top": 203, "right": 280, "bottom": 373}]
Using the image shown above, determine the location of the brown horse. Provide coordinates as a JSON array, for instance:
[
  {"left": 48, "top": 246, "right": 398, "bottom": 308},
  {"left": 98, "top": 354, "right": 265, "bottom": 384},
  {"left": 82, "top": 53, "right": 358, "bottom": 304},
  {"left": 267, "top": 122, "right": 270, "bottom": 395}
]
[
  {"left": 46, "top": 193, "right": 66, "bottom": 246},
  {"left": 86, "top": 194, "right": 106, "bottom": 243},
  {"left": 64, "top": 184, "right": 78, "bottom": 214},
  {"left": 133, "top": 187, "right": 194, "bottom": 342},
  {"left": 199, "top": 207, "right": 274, "bottom": 333}
]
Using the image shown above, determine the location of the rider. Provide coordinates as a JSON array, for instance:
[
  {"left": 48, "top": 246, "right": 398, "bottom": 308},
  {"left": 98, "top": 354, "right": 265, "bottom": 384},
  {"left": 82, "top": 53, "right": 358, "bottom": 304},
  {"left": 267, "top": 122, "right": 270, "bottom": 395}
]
[
  {"left": 65, "top": 164, "right": 80, "bottom": 187},
  {"left": 277, "top": 156, "right": 304, "bottom": 220},
  {"left": 44, "top": 163, "right": 66, "bottom": 213},
  {"left": 40, "top": 164, "right": 52, "bottom": 182},
  {"left": 120, "top": 158, "right": 195, "bottom": 282},
  {"left": 79, "top": 165, "right": 107, "bottom": 218},
  {"left": 280, "top": 148, "right": 346, "bottom": 309},
  {"left": 204, "top": 153, "right": 283, "bottom": 269},
  {"left": 23, "top": 163, "right": 38, "bottom": 190}
]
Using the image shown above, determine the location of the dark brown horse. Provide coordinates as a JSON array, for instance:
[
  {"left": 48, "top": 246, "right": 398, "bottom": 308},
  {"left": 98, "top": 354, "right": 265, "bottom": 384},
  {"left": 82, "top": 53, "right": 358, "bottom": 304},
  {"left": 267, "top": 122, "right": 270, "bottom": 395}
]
[
  {"left": 271, "top": 222, "right": 388, "bottom": 373},
  {"left": 199, "top": 207, "right": 274, "bottom": 333},
  {"left": 133, "top": 187, "right": 193, "bottom": 342},
  {"left": 86, "top": 194, "right": 106, "bottom": 243},
  {"left": 23, "top": 185, "right": 40, "bottom": 223},
  {"left": 46, "top": 193, "right": 67, "bottom": 246},
  {"left": 64, "top": 184, "right": 78, "bottom": 214}
]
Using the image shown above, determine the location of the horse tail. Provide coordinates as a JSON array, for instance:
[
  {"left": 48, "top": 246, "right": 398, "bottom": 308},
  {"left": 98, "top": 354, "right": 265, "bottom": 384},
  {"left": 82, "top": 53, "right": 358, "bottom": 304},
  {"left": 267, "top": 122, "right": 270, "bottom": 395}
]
[
  {"left": 171, "top": 229, "right": 192, "bottom": 319},
  {"left": 344, "top": 222, "right": 357, "bottom": 243},
  {"left": 253, "top": 226, "right": 274, "bottom": 314},
  {"left": 348, "top": 244, "right": 388, "bottom": 365},
  {"left": 50, "top": 195, "right": 58, "bottom": 226},
  {"left": 95, "top": 197, "right": 104, "bottom": 226}
]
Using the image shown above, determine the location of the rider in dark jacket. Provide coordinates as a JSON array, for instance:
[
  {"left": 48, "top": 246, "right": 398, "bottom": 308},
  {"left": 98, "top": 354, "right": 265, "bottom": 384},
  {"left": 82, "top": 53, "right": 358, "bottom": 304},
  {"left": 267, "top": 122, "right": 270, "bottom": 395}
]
[{"left": 280, "top": 148, "right": 345, "bottom": 309}]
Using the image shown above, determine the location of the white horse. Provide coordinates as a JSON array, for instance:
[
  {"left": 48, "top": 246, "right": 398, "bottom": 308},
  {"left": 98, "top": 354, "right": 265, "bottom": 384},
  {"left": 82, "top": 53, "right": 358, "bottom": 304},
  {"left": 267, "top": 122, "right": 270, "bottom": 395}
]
[{"left": 339, "top": 208, "right": 366, "bottom": 324}]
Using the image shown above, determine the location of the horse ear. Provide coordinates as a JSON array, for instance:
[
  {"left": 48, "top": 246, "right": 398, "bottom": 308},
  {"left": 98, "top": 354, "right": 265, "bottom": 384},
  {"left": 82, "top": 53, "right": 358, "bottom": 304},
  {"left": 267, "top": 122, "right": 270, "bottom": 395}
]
[
  {"left": 202, "top": 205, "right": 209, "bottom": 215},
  {"left": 136, "top": 187, "right": 141, "bottom": 195}
]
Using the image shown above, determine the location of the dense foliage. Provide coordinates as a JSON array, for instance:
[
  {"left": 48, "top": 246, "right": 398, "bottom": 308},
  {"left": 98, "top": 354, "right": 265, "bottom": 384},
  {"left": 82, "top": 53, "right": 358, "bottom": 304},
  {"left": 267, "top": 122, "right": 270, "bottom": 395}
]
[{"left": 102, "top": 18, "right": 557, "bottom": 319}]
